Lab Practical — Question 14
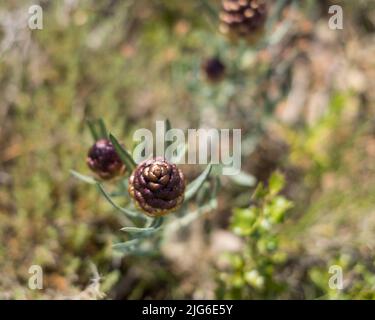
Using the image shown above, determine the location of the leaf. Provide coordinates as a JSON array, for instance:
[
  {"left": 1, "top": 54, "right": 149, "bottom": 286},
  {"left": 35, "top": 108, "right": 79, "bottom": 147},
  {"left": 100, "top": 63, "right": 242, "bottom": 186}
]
[
  {"left": 252, "top": 182, "right": 267, "bottom": 201},
  {"left": 112, "top": 239, "right": 140, "bottom": 253},
  {"left": 150, "top": 216, "right": 164, "bottom": 228},
  {"left": 121, "top": 216, "right": 164, "bottom": 235},
  {"left": 87, "top": 119, "right": 108, "bottom": 141},
  {"left": 210, "top": 164, "right": 224, "bottom": 176},
  {"left": 231, "top": 207, "right": 257, "bottom": 236},
  {"left": 87, "top": 120, "right": 100, "bottom": 141},
  {"left": 196, "top": 182, "right": 210, "bottom": 205},
  {"left": 109, "top": 134, "right": 136, "bottom": 171},
  {"left": 269, "top": 171, "right": 285, "bottom": 196},
  {"left": 98, "top": 119, "right": 108, "bottom": 139},
  {"left": 70, "top": 170, "right": 97, "bottom": 185},
  {"left": 185, "top": 164, "right": 212, "bottom": 202},
  {"left": 269, "top": 196, "right": 293, "bottom": 223},
  {"left": 166, "top": 197, "right": 217, "bottom": 233},
  {"left": 229, "top": 171, "right": 256, "bottom": 187},
  {"left": 167, "top": 177, "right": 218, "bottom": 234},
  {"left": 210, "top": 176, "right": 220, "bottom": 200},
  {"left": 113, "top": 239, "right": 159, "bottom": 256},
  {"left": 120, "top": 226, "right": 157, "bottom": 235},
  {"left": 97, "top": 183, "right": 145, "bottom": 221}
]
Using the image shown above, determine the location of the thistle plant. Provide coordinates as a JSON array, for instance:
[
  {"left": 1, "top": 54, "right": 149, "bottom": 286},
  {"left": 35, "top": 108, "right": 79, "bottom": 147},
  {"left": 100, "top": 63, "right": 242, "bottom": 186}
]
[{"left": 71, "top": 119, "right": 218, "bottom": 256}]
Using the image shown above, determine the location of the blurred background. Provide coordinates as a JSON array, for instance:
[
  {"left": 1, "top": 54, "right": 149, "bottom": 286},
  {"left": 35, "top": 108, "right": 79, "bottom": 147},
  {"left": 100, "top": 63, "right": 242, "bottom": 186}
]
[{"left": 0, "top": 0, "right": 374, "bottom": 299}]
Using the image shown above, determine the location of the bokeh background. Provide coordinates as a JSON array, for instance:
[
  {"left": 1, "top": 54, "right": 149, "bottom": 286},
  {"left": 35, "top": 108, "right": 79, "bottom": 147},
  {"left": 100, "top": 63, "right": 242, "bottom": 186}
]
[{"left": 0, "top": 0, "right": 374, "bottom": 299}]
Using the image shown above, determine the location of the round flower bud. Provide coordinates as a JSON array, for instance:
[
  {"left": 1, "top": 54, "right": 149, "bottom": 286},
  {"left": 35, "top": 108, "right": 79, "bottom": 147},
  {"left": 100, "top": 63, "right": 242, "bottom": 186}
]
[
  {"left": 86, "top": 139, "right": 125, "bottom": 180},
  {"left": 202, "top": 57, "right": 226, "bottom": 83},
  {"left": 219, "top": 0, "right": 267, "bottom": 44},
  {"left": 128, "top": 157, "right": 186, "bottom": 217}
]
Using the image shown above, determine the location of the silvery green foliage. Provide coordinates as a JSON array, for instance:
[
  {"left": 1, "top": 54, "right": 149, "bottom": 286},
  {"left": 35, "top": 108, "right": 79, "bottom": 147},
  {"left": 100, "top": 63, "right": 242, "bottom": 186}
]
[{"left": 72, "top": 119, "right": 218, "bottom": 255}]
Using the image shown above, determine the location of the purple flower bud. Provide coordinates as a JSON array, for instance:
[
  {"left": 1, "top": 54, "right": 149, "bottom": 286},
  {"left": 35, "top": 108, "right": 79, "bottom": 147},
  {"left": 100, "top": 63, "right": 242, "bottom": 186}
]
[
  {"left": 128, "top": 157, "right": 186, "bottom": 217},
  {"left": 86, "top": 139, "right": 125, "bottom": 180},
  {"left": 202, "top": 57, "right": 226, "bottom": 83}
]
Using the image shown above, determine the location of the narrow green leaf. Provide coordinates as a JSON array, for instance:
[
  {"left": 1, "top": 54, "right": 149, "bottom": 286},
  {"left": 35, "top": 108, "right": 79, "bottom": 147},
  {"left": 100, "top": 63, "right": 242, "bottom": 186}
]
[
  {"left": 210, "top": 164, "right": 224, "bottom": 176},
  {"left": 113, "top": 239, "right": 159, "bottom": 256},
  {"left": 98, "top": 119, "right": 108, "bottom": 139},
  {"left": 229, "top": 171, "right": 256, "bottom": 187},
  {"left": 166, "top": 198, "right": 217, "bottom": 233},
  {"left": 97, "top": 183, "right": 145, "bottom": 221},
  {"left": 120, "top": 226, "right": 157, "bottom": 236},
  {"left": 109, "top": 134, "right": 136, "bottom": 171},
  {"left": 210, "top": 176, "right": 220, "bottom": 200},
  {"left": 196, "top": 182, "right": 210, "bottom": 205},
  {"left": 87, "top": 119, "right": 108, "bottom": 141},
  {"left": 87, "top": 120, "right": 100, "bottom": 141},
  {"left": 150, "top": 216, "right": 164, "bottom": 229},
  {"left": 121, "top": 216, "right": 164, "bottom": 236},
  {"left": 70, "top": 170, "right": 97, "bottom": 185},
  {"left": 184, "top": 164, "right": 212, "bottom": 202},
  {"left": 112, "top": 239, "right": 140, "bottom": 253},
  {"left": 120, "top": 226, "right": 155, "bottom": 233}
]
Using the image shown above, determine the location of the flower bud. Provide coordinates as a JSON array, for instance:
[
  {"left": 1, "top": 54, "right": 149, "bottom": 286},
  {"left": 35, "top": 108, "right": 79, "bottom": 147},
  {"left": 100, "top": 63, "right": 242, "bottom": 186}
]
[
  {"left": 202, "top": 57, "right": 226, "bottom": 83},
  {"left": 86, "top": 139, "right": 125, "bottom": 180},
  {"left": 128, "top": 157, "right": 186, "bottom": 217},
  {"left": 219, "top": 0, "right": 267, "bottom": 44}
]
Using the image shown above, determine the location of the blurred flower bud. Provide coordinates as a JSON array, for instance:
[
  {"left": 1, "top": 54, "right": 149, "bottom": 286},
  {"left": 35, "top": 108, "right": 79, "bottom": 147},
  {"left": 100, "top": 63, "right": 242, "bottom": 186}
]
[
  {"left": 219, "top": 0, "right": 267, "bottom": 44},
  {"left": 202, "top": 57, "right": 226, "bottom": 83},
  {"left": 86, "top": 139, "right": 125, "bottom": 180}
]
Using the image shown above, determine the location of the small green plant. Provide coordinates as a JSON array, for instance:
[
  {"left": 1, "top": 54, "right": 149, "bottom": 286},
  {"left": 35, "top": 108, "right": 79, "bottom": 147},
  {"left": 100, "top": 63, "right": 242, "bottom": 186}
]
[
  {"left": 216, "top": 171, "right": 293, "bottom": 299},
  {"left": 71, "top": 119, "right": 218, "bottom": 256}
]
